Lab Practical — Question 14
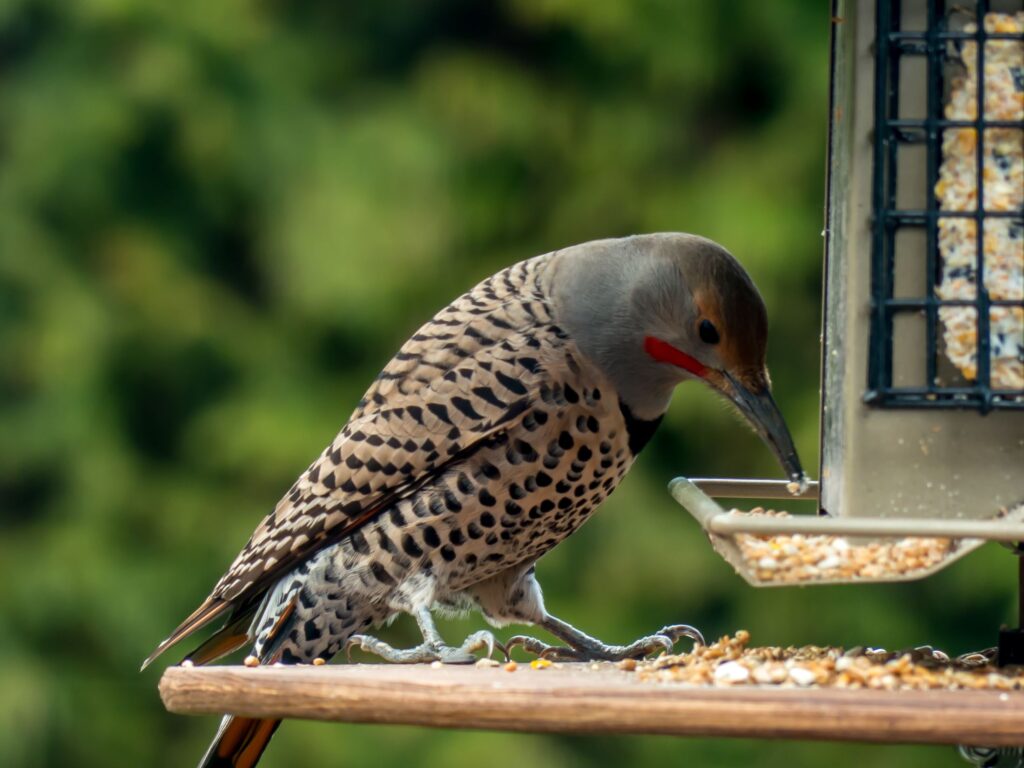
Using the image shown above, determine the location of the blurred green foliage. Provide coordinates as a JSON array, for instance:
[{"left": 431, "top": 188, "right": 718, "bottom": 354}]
[{"left": 0, "top": 1, "right": 1016, "bottom": 767}]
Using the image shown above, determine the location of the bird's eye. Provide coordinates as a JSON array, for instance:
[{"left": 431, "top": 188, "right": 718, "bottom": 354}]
[{"left": 699, "top": 319, "right": 720, "bottom": 345}]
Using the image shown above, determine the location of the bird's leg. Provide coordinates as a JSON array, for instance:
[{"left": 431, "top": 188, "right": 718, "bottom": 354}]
[
  {"left": 468, "top": 565, "right": 703, "bottom": 662},
  {"left": 346, "top": 608, "right": 499, "bottom": 664},
  {"left": 506, "top": 614, "right": 704, "bottom": 662}
]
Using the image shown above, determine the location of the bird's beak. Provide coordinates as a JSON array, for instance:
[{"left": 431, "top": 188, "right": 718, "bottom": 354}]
[{"left": 721, "top": 372, "right": 807, "bottom": 490}]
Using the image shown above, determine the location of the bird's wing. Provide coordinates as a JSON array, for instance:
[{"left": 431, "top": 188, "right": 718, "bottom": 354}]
[{"left": 145, "top": 263, "right": 565, "bottom": 666}]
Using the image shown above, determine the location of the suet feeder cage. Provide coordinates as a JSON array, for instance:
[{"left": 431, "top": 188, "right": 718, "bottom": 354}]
[{"left": 674, "top": 0, "right": 1024, "bottom": 652}]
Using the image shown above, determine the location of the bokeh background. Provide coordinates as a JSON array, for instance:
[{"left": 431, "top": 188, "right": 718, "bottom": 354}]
[{"left": 1, "top": 1, "right": 1018, "bottom": 767}]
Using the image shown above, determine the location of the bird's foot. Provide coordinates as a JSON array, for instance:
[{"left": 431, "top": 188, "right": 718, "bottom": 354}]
[
  {"left": 506, "top": 623, "right": 704, "bottom": 662},
  {"left": 345, "top": 630, "right": 501, "bottom": 664}
]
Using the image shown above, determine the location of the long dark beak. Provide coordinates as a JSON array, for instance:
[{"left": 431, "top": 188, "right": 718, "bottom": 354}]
[{"left": 723, "top": 372, "right": 806, "bottom": 489}]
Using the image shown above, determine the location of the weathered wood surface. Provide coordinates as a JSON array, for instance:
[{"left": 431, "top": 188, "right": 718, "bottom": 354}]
[{"left": 160, "top": 663, "right": 1024, "bottom": 746}]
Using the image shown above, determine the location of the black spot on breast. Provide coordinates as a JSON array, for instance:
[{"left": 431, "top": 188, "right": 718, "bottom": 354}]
[
  {"left": 370, "top": 562, "right": 395, "bottom": 585},
  {"left": 513, "top": 439, "right": 538, "bottom": 462},
  {"left": 402, "top": 534, "right": 424, "bottom": 557},
  {"left": 304, "top": 619, "right": 322, "bottom": 641},
  {"left": 422, "top": 526, "right": 441, "bottom": 548}
]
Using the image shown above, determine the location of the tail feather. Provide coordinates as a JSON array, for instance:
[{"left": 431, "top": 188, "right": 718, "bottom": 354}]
[
  {"left": 183, "top": 605, "right": 259, "bottom": 667},
  {"left": 142, "top": 597, "right": 231, "bottom": 671},
  {"left": 199, "top": 716, "right": 281, "bottom": 768}
]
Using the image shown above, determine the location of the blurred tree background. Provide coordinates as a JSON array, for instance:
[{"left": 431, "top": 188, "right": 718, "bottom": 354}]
[{"left": 0, "top": 1, "right": 1017, "bottom": 766}]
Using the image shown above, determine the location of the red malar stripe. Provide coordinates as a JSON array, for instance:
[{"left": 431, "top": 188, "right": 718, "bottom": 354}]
[{"left": 643, "top": 336, "right": 708, "bottom": 378}]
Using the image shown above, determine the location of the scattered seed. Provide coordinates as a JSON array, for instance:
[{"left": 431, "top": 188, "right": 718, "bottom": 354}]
[
  {"left": 530, "top": 658, "right": 553, "bottom": 670},
  {"left": 312, "top": 658, "right": 326, "bottom": 666},
  {"left": 475, "top": 658, "right": 500, "bottom": 668},
  {"left": 714, "top": 661, "right": 750, "bottom": 684},
  {"left": 632, "top": 631, "right": 1024, "bottom": 692},
  {"left": 503, "top": 661, "right": 518, "bottom": 672},
  {"left": 243, "top": 656, "right": 259, "bottom": 668},
  {"left": 788, "top": 667, "right": 817, "bottom": 687}
]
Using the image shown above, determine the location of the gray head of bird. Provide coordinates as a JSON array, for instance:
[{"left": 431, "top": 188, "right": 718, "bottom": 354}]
[{"left": 550, "top": 232, "right": 806, "bottom": 487}]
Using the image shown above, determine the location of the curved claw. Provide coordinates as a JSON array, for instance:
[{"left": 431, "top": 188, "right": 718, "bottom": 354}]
[
  {"left": 625, "top": 634, "right": 672, "bottom": 658},
  {"left": 345, "top": 634, "right": 370, "bottom": 662},
  {"left": 503, "top": 634, "right": 543, "bottom": 660},
  {"left": 461, "top": 630, "right": 504, "bottom": 660},
  {"left": 657, "top": 624, "right": 705, "bottom": 649},
  {"left": 539, "top": 645, "right": 584, "bottom": 662},
  {"left": 504, "top": 635, "right": 583, "bottom": 662}
]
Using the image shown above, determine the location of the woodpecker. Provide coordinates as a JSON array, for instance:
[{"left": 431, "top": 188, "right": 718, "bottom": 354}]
[{"left": 144, "top": 233, "right": 805, "bottom": 767}]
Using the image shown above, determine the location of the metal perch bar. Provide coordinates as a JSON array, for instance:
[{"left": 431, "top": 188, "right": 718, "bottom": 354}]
[{"left": 690, "top": 478, "right": 820, "bottom": 500}]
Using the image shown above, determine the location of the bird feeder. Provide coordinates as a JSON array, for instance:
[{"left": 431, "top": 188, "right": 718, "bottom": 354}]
[{"left": 673, "top": 0, "right": 1024, "bottom": 650}]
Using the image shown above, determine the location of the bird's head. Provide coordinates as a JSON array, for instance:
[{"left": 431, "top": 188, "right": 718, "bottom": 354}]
[{"left": 552, "top": 232, "right": 806, "bottom": 487}]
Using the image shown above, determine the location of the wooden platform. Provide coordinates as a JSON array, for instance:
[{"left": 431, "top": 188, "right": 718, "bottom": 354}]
[{"left": 160, "top": 663, "right": 1024, "bottom": 746}]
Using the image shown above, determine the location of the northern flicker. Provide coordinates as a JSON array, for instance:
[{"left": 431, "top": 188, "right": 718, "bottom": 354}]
[{"left": 144, "top": 233, "right": 805, "bottom": 767}]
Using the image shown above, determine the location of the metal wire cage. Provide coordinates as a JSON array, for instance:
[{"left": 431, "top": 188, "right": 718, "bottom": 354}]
[{"left": 866, "top": 0, "right": 1024, "bottom": 412}]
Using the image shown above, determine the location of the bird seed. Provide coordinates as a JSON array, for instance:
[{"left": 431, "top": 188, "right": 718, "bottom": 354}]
[
  {"left": 634, "top": 631, "right": 1024, "bottom": 691},
  {"left": 726, "top": 507, "right": 955, "bottom": 583}
]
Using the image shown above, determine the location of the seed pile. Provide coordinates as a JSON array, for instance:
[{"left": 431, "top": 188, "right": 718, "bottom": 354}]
[
  {"left": 727, "top": 508, "right": 955, "bottom": 584},
  {"left": 634, "top": 631, "right": 1024, "bottom": 691},
  {"left": 935, "top": 12, "right": 1023, "bottom": 390}
]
